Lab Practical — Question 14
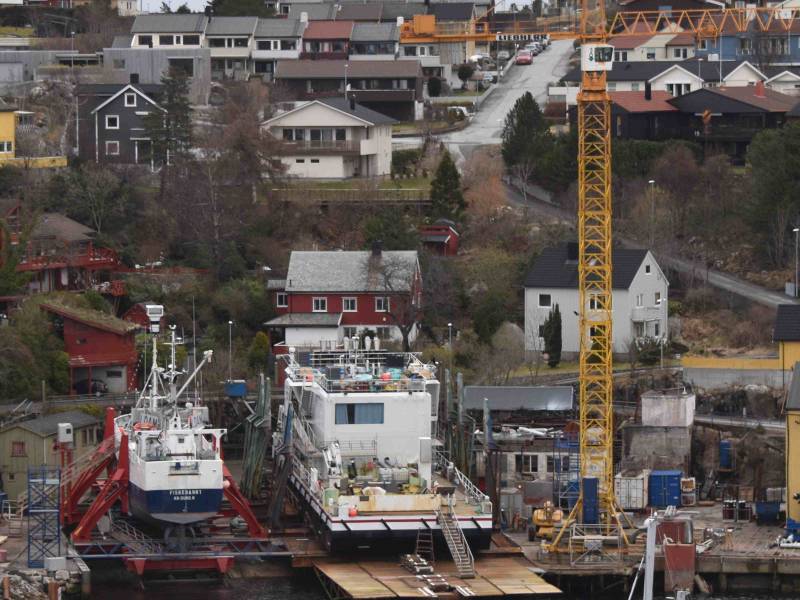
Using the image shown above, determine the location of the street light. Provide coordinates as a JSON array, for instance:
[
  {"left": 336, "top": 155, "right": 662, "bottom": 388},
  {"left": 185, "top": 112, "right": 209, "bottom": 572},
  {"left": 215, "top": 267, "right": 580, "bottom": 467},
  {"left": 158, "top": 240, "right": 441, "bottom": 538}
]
[
  {"left": 648, "top": 179, "right": 656, "bottom": 248},
  {"left": 227, "top": 320, "right": 234, "bottom": 381},
  {"left": 794, "top": 227, "right": 799, "bottom": 298},
  {"left": 447, "top": 322, "right": 453, "bottom": 373}
]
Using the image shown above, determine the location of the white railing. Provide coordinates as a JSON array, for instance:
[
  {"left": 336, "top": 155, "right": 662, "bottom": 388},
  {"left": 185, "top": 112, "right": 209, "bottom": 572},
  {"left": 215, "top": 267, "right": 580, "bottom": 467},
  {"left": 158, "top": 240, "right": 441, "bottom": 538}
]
[{"left": 434, "top": 448, "right": 488, "bottom": 505}]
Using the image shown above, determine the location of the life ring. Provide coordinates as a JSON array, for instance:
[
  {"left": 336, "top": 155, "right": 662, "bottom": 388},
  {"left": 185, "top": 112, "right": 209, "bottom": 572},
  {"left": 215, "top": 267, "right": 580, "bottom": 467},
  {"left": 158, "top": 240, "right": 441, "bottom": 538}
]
[{"left": 134, "top": 422, "right": 155, "bottom": 431}]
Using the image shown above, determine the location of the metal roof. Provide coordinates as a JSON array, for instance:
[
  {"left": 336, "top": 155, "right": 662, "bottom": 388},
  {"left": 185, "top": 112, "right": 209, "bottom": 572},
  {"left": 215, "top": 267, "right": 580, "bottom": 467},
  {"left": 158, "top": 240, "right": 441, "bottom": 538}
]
[
  {"left": 285, "top": 250, "right": 418, "bottom": 293},
  {"left": 336, "top": 3, "right": 383, "bottom": 20},
  {"left": 319, "top": 97, "right": 396, "bottom": 124},
  {"left": 429, "top": 2, "right": 474, "bottom": 20},
  {"left": 205, "top": 17, "right": 258, "bottom": 36},
  {"left": 774, "top": 304, "right": 800, "bottom": 342},
  {"left": 287, "top": 3, "right": 337, "bottom": 19},
  {"left": 351, "top": 22, "right": 399, "bottom": 42},
  {"left": 265, "top": 312, "right": 342, "bottom": 327},
  {"left": 524, "top": 243, "right": 649, "bottom": 290},
  {"left": 6, "top": 411, "right": 100, "bottom": 437},
  {"left": 255, "top": 18, "right": 304, "bottom": 37},
  {"left": 463, "top": 386, "right": 574, "bottom": 411},
  {"left": 131, "top": 14, "right": 208, "bottom": 34}
]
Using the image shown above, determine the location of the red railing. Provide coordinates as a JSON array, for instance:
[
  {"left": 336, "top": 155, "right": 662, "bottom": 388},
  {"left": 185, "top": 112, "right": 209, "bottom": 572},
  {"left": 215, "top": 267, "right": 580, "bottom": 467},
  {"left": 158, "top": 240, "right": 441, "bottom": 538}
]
[{"left": 17, "top": 243, "right": 121, "bottom": 271}]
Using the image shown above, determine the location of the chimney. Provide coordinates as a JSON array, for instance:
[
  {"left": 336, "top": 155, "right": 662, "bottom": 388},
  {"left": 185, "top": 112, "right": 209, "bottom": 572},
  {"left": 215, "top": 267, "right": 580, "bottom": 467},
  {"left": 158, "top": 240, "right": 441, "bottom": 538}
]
[
  {"left": 372, "top": 240, "right": 383, "bottom": 257},
  {"left": 349, "top": 94, "right": 356, "bottom": 111},
  {"left": 644, "top": 81, "right": 651, "bottom": 101},
  {"left": 755, "top": 79, "right": 766, "bottom": 98},
  {"left": 300, "top": 11, "right": 308, "bottom": 23},
  {"left": 130, "top": 73, "right": 139, "bottom": 85}
]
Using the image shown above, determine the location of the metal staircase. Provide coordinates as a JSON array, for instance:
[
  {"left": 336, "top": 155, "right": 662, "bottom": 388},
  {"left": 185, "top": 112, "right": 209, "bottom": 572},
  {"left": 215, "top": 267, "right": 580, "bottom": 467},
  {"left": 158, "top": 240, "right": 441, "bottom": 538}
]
[
  {"left": 437, "top": 499, "right": 475, "bottom": 579},
  {"left": 110, "top": 519, "right": 163, "bottom": 555}
]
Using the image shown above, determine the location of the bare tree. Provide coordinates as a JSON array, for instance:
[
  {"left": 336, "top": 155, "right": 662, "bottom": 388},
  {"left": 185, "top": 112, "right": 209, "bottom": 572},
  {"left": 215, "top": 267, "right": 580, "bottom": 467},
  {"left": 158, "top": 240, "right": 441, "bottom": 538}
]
[{"left": 366, "top": 252, "right": 421, "bottom": 351}]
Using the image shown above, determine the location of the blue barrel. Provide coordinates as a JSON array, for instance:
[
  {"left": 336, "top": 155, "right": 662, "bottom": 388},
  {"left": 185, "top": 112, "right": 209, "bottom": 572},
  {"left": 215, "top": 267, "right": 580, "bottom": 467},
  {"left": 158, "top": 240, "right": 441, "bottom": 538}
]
[
  {"left": 719, "top": 440, "right": 733, "bottom": 470},
  {"left": 649, "top": 470, "right": 682, "bottom": 508},
  {"left": 582, "top": 477, "right": 599, "bottom": 524},
  {"left": 755, "top": 501, "right": 781, "bottom": 525}
]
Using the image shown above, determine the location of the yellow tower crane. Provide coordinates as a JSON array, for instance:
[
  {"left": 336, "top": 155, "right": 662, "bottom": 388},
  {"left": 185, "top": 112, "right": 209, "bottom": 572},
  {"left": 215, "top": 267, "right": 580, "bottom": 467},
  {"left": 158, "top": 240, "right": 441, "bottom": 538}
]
[{"left": 400, "top": 1, "right": 800, "bottom": 548}]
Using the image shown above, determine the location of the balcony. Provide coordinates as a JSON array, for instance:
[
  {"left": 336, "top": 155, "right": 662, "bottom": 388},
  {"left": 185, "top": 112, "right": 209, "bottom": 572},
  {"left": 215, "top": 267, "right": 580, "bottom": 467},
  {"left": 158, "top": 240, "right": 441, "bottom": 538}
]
[
  {"left": 252, "top": 48, "right": 300, "bottom": 60},
  {"left": 299, "top": 50, "right": 349, "bottom": 60},
  {"left": 18, "top": 243, "right": 121, "bottom": 272},
  {"left": 631, "top": 305, "right": 662, "bottom": 322},
  {"left": 279, "top": 140, "right": 361, "bottom": 155}
]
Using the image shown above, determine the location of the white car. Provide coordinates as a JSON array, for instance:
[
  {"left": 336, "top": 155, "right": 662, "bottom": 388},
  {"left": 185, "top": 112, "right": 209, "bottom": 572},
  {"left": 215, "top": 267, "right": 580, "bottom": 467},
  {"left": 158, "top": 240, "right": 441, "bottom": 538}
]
[{"left": 497, "top": 50, "right": 511, "bottom": 61}]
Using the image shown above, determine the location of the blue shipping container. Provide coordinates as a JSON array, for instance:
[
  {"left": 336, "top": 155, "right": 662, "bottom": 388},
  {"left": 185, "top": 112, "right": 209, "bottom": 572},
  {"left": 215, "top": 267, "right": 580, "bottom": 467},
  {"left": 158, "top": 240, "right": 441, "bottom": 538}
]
[
  {"left": 224, "top": 379, "right": 247, "bottom": 397},
  {"left": 649, "top": 470, "right": 682, "bottom": 508},
  {"left": 719, "top": 440, "right": 733, "bottom": 470}
]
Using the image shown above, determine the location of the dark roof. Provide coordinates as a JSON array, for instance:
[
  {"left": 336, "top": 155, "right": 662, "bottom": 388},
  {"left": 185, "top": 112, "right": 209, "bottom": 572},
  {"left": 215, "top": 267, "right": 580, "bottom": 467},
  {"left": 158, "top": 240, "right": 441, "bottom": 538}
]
[
  {"left": 524, "top": 243, "right": 649, "bottom": 289},
  {"left": 677, "top": 58, "right": 758, "bottom": 83},
  {"left": 287, "top": 3, "right": 337, "bottom": 19},
  {"left": 319, "top": 97, "right": 396, "bottom": 124},
  {"left": 6, "top": 411, "right": 99, "bottom": 437},
  {"left": 131, "top": 14, "right": 207, "bottom": 33},
  {"left": 463, "top": 386, "right": 574, "bottom": 411},
  {"left": 562, "top": 61, "right": 680, "bottom": 83},
  {"left": 380, "top": 1, "right": 427, "bottom": 20},
  {"left": 205, "top": 16, "right": 258, "bottom": 35},
  {"left": 669, "top": 86, "right": 796, "bottom": 114},
  {"left": 611, "top": 90, "right": 678, "bottom": 113},
  {"left": 787, "top": 362, "right": 800, "bottom": 410},
  {"left": 336, "top": 3, "right": 384, "bottom": 20},
  {"left": 255, "top": 18, "right": 304, "bottom": 37},
  {"left": 420, "top": 233, "right": 451, "bottom": 243},
  {"left": 351, "top": 22, "right": 399, "bottom": 42},
  {"left": 41, "top": 302, "right": 140, "bottom": 336},
  {"left": 264, "top": 313, "right": 342, "bottom": 327},
  {"left": 285, "top": 250, "right": 418, "bottom": 292},
  {"left": 303, "top": 20, "right": 354, "bottom": 39},
  {"left": 774, "top": 304, "right": 800, "bottom": 342},
  {"left": 111, "top": 34, "right": 133, "bottom": 48},
  {"left": 33, "top": 213, "right": 95, "bottom": 242},
  {"left": 77, "top": 83, "right": 162, "bottom": 97},
  {"left": 429, "top": 2, "right": 474, "bottom": 20},
  {"left": 276, "top": 58, "right": 421, "bottom": 78}
]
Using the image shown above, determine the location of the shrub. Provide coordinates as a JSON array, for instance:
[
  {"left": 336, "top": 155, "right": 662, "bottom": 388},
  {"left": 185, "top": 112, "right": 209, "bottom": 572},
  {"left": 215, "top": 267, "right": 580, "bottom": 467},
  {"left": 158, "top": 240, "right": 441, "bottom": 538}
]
[{"left": 428, "top": 76, "right": 442, "bottom": 97}]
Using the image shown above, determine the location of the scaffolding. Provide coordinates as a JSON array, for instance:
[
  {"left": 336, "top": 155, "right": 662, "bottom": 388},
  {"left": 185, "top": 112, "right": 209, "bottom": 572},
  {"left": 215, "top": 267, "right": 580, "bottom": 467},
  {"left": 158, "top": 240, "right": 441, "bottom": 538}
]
[
  {"left": 27, "top": 466, "right": 61, "bottom": 568},
  {"left": 553, "top": 431, "right": 580, "bottom": 511}
]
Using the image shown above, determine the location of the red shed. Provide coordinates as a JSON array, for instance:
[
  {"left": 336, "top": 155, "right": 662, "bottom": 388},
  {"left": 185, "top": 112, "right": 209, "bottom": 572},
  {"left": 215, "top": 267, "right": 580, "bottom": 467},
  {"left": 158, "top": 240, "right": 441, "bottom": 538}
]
[
  {"left": 419, "top": 219, "right": 459, "bottom": 256},
  {"left": 41, "top": 302, "right": 140, "bottom": 394}
]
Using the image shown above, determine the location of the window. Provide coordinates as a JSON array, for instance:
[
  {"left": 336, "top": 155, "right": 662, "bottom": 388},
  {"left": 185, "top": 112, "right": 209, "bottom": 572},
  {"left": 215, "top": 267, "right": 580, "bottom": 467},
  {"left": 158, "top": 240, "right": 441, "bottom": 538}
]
[
  {"left": 112, "top": 58, "right": 125, "bottom": 69},
  {"left": 654, "top": 322, "right": 661, "bottom": 337},
  {"left": 158, "top": 35, "right": 174, "bottom": 45},
  {"left": 645, "top": 264, "right": 651, "bottom": 274},
  {"left": 699, "top": 39, "right": 708, "bottom": 50},
  {"left": 335, "top": 403, "right": 384, "bottom": 425},
  {"left": 645, "top": 48, "right": 656, "bottom": 60},
  {"left": 169, "top": 58, "right": 194, "bottom": 77},
  {"left": 607, "top": 82, "right": 616, "bottom": 91},
  {"left": 343, "top": 297, "right": 357, "bottom": 312},
  {"left": 313, "top": 297, "right": 327, "bottom": 312},
  {"left": 515, "top": 454, "right": 539, "bottom": 474},
  {"left": 335, "top": 128, "right": 346, "bottom": 141},
  {"left": 209, "top": 38, "right": 226, "bottom": 48},
  {"left": 124, "top": 93, "right": 137, "bottom": 107},
  {"left": 11, "top": 441, "right": 26, "bottom": 457},
  {"left": 183, "top": 34, "right": 200, "bottom": 45},
  {"left": 105, "top": 115, "right": 119, "bottom": 129},
  {"left": 280, "top": 40, "right": 296, "bottom": 50},
  {"left": 375, "top": 296, "right": 389, "bottom": 312},
  {"left": 376, "top": 326, "right": 392, "bottom": 340},
  {"left": 343, "top": 326, "right": 358, "bottom": 338},
  {"left": 295, "top": 158, "right": 305, "bottom": 163},
  {"left": 635, "top": 293, "right": 643, "bottom": 307},
  {"left": 234, "top": 38, "right": 248, "bottom": 48},
  {"left": 614, "top": 50, "right": 627, "bottom": 62},
  {"left": 276, "top": 292, "right": 288, "bottom": 307},
  {"left": 631, "top": 82, "right": 640, "bottom": 91},
  {"left": 538, "top": 294, "right": 551, "bottom": 308},
  {"left": 106, "top": 370, "right": 122, "bottom": 378},
  {"left": 138, "top": 35, "right": 153, "bottom": 47},
  {"left": 634, "top": 321, "right": 645, "bottom": 337},
  {"left": 404, "top": 46, "right": 417, "bottom": 57},
  {"left": 666, "top": 83, "right": 690, "bottom": 96},
  {"left": 105, "top": 141, "right": 120, "bottom": 156},
  {"left": 257, "top": 40, "right": 273, "bottom": 50},
  {"left": 283, "top": 128, "right": 304, "bottom": 141},
  {"left": 0, "top": 141, "right": 12, "bottom": 153},
  {"left": 654, "top": 292, "right": 661, "bottom": 305},
  {"left": 310, "top": 159, "right": 319, "bottom": 163}
]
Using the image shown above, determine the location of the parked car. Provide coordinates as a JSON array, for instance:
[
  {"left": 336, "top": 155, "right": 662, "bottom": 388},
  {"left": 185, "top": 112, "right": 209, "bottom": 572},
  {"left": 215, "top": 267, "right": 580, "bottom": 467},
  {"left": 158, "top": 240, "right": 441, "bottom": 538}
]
[
  {"left": 482, "top": 71, "right": 498, "bottom": 84},
  {"left": 74, "top": 378, "right": 109, "bottom": 395},
  {"left": 526, "top": 42, "right": 542, "bottom": 55},
  {"left": 515, "top": 50, "right": 533, "bottom": 65},
  {"left": 497, "top": 50, "right": 511, "bottom": 61}
]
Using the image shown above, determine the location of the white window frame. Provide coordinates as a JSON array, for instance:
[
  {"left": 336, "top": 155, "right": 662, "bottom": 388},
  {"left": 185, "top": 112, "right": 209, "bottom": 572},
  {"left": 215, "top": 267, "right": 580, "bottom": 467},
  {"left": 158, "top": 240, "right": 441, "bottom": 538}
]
[
  {"left": 375, "top": 296, "right": 389, "bottom": 312},
  {"left": 105, "top": 140, "right": 120, "bottom": 156},
  {"left": 343, "top": 297, "right": 357, "bottom": 312},
  {"left": 636, "top": 293, "right": 643, "bottom": 307},
  {"left": 312, "top": 297, "right": 327, "bottom": 312},
  {"left": 0, "top": 141, "right": 12, "bottom": 153},
  {"left": 654, "top": 291, "right": 661, "bottom": 306},
  {"left": 105, "top": 115, "right": 120, "bottom": 130},
  {"left": 538, "top": 293, "right": 552, "bottom": 308},
  {"left": 276, "top": 292, "right": 288, "bottom": 308},
  {"left": 124, "top": 93, "right": 137, "bottom": 107},
  {"left": 645, "top": 264, "right": 651, "bottom": 274}
]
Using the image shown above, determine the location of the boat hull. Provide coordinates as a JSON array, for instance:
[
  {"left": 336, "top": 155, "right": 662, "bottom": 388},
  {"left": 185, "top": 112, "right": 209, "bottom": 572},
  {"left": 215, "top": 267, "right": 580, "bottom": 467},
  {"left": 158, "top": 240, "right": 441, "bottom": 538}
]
[{"left": 129, "top": 483, "right": 223, "bottom": 525}]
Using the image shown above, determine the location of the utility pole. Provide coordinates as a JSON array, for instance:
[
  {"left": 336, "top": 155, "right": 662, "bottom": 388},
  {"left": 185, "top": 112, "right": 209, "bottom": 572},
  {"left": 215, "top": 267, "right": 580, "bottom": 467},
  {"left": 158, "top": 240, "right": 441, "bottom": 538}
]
[{"left": 794, "top": 227, "right": 799, "bottom": 298}]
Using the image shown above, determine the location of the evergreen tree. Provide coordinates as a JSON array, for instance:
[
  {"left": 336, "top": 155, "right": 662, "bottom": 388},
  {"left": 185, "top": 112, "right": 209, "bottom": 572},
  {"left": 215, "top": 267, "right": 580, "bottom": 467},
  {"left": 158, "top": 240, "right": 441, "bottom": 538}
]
[
  {"left": 144, "top": 67, "right": 193, "bottom": 167},
  {"left": 542, "top": 304, "right": 562, "bottom": 368},
  {"left": 501, "top": 91, "right": 550, "bottom": 168},
  {"left": 429, "top": 150, "right": 466, "bottom": 220},
  {"left": 247, "top": 331, "right": 271, "bottom": 372}
]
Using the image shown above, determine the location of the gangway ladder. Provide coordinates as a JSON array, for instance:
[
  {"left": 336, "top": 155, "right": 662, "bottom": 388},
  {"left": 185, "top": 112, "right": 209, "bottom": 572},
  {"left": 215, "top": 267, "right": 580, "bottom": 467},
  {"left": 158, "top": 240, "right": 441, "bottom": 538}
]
[
  {"left": 437, "top": 497, "right": 475, "bottom": 579},
  {"left": 416, "top": 526, "right": 435, "bottom": 563},
  {"left": 110, "top": 518, "right": 164, "bottom": 555}
]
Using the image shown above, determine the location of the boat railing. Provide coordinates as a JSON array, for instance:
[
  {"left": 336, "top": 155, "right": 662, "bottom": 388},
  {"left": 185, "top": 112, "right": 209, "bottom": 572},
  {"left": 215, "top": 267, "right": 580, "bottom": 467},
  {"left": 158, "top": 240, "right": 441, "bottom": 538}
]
[
  {"left": 433, "top": 448, "right": 489, "bottom": 505},
  {"left": 289, "top": 368, "right": 429, "bottom": 393},
  {"left": 324, "top": 437, "right": 377, "bottom": 457}
]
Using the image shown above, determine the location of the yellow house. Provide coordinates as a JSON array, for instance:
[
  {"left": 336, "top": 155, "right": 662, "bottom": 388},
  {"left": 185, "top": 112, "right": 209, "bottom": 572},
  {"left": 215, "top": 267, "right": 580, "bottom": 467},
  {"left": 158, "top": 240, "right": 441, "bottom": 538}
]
[
  {"left": 785, "top": 362, "right": 800, "bottom": 534},
  {"left": 0, "top": 105, "right": 67, "bottom": 169},
  {"left": 775, "top": 305, "right": 800, "bottom": 370}
]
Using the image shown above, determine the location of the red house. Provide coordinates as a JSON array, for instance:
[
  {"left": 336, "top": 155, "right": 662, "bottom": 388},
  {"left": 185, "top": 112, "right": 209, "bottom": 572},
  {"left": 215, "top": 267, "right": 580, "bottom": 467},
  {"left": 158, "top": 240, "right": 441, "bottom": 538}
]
[
  {"left": 266, "top": 244, "right": 422, "bottom": 350},
  {"left": 123, "top": 302, "right": 167, "bottom": 331},
  {"left": 5, "top": 207, "right": 124, "bottom": 296},
  {"left": 419, "top": 219, "right": 460, "bottom": 257},
  {"left": 41, "top": 302, "right": 140, "bottom": 394}
]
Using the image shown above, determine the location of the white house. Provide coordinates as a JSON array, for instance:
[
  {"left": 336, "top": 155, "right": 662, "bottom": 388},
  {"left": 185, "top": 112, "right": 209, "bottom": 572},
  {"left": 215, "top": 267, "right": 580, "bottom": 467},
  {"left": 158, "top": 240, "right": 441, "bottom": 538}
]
[
  {"left": 524, "top": 243, "right": 669, "bottom": 356},
  {"left": 263, "top": 98, "right": 394, "bottom": 178},
  {"left": 767, "top": 69, "right": 800, "bottom": 95}
]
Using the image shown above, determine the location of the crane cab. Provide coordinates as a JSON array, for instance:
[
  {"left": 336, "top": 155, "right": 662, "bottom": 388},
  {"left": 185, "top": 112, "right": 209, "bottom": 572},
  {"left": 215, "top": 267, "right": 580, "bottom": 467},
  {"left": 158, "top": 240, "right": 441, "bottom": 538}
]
[{"left": 581, "top": 44, "right": 614, "bottom": 72}]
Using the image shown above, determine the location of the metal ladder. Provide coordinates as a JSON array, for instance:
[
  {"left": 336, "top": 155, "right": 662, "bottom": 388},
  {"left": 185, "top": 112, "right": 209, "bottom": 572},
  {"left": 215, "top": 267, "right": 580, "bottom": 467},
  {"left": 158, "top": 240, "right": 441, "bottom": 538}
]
[
  {"left": 415, "top": 527, "right": 435, "bottom": 563},
  {"left": 437, "top": 499, "right": 475, "bottom": 579},
  {"left": 110, "top": 519, "right": 163, "bottom": 555}
]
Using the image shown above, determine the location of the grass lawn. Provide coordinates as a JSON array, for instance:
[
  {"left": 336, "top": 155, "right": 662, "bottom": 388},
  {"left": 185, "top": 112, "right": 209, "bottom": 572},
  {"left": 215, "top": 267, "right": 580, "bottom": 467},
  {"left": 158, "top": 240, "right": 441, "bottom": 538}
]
[
  {"left": 451, "top": 89, "right": 482, "bottom": 97},
  {"left": 288, "top": 176, "right": 431, "bottom": 191},
  {"left": 392, "top": 121, "right": 451, "bottom": 135}
]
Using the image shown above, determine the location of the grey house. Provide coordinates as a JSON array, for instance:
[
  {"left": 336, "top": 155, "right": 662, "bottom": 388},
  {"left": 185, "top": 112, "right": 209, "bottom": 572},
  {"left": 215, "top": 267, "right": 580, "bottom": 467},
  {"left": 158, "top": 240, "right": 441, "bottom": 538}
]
[
  {"left": 523, "top": 243, "right": 669, "bottom": 356},
  {"left": 78, "top": 83, "right": 165, "bottom": 167}
]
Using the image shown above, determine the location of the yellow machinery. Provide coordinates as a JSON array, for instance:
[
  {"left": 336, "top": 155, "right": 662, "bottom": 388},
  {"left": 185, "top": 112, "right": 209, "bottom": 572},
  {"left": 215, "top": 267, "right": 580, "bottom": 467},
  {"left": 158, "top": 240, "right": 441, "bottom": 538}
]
[
  {"left": 529, "top": 502, "right": 564, "bottom": 541},
  {"left": 399, "top": 2, "right": 800, "bottom": 549}
]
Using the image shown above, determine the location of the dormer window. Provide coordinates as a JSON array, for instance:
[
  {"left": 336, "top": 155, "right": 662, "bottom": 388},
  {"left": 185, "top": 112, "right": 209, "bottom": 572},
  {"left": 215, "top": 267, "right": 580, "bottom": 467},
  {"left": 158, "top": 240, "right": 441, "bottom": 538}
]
[{"left": 124, "top": 93, "right": 137, "bottom": 107}]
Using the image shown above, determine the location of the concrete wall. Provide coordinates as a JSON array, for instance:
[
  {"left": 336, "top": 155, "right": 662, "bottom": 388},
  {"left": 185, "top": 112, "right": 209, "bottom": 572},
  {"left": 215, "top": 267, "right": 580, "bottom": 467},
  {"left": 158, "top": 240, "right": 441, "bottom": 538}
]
[
  {"left": 285, "top": 325, "right": 339, "bottom": 347},
  {"left": 683, "top": 367, "right": 786, "bottom": 390},
  {"left": 642, "top": 391, "right": 695, "bottom": 427},
  {"left": 621, "top": 424, "right": 691, "bottom": 473}
]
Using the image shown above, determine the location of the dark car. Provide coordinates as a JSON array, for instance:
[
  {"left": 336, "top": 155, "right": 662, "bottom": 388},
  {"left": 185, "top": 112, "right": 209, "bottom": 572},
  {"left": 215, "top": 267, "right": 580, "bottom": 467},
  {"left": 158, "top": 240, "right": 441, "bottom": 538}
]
[{"left": 74, "top": 379, "right": 109, "bottom": 395}]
